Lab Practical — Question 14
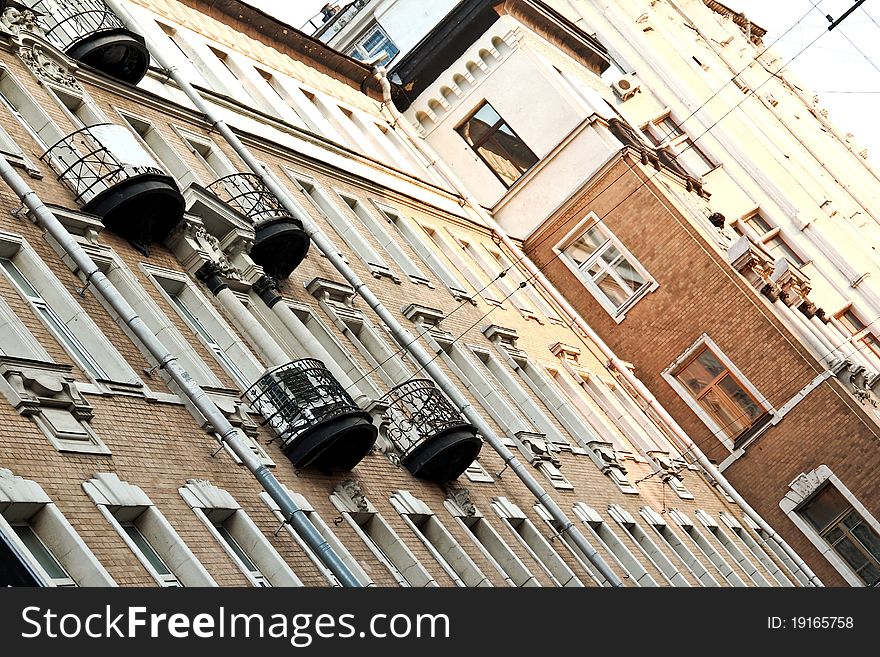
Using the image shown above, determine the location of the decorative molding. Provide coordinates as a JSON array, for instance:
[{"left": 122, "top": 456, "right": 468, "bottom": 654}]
[
  {"left": 445, "top": 486, "right": 477, "bottom": 518},
  {"left": 14, "top": 34, "right": 80, "bottom": 89},
  {"left": 333, "top": 479, "right": 372, "bottom": 514},
  {"left": 306, "top": 277, "right": 356, "bottom": 307},
  {"left": 402, "top": 303, "right": 445, "bottom": 328},
  {"left": 1, "top": 7, "right": 44, "bottom": 38},
  {"left": 549, "top": 342, "right": 581, "bottom": 363}
]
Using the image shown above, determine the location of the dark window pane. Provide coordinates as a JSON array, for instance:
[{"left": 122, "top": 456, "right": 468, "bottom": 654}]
[
  {"left": 801, "top": 485, "right": 850, "bottom": 532},
  {"left": 457, "top": 102, "right": 537, "bottom": 187}
]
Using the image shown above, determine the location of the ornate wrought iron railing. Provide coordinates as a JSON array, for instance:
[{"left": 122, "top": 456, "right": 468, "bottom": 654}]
[
  {"left": 206, "top": 173, "right": 293, "bottom": 226},
  {"left": 28, "top": 0, "right": 126, "bottom": 52},
  {"left": 381, "top": 379, "right": 472, "bottom": 459},
  {"left": 40, "top": 123, "right": 165, "bottom": 205},
  {"left": 243, "top": 359, "right": 362, "bottom": 452}
]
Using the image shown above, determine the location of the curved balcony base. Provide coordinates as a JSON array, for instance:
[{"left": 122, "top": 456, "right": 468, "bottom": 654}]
[
  {"left": 82, "top": 173, "right": 184, "bottom": 245},
  {"left": 282, "top": 411, "right": 377, "bottom": 473},
  {"left": 67, "top": 29, "right": 150, "bottom": 85},
  {"left": 401, "top": 425, "right": 481, "bottom": 482},
  {"left": 251, "top": 219, "right": 310, "bottom": 280}
]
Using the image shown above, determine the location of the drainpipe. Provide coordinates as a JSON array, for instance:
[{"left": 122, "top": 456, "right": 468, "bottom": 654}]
[
  {"left": 0, "top": 161, "right": 362, "bottom": 588},
  {"left": 103, "top": 0, "right": 623, "bottom": 587},
  {"left": 370, "top": 67, "right": 822, "bottom": 586}
]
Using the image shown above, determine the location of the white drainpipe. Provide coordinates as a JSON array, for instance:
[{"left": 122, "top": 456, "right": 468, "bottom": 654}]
[
  {"left": 104, "top": 0, "right": 623, "bottom": 586},
  {"left": 0, "top": 155, "right": 362, "bottom": 587},
  {"left": 370, "top": 67, "right": 822, "bottom": 586}
]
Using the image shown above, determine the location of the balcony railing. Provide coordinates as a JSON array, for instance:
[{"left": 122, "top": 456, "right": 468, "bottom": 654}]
[
  {"left": 40, "top": 123, "right": 184, "bottom": 244},
  {"left": 300, "top": 0, "right": 371, "bottom": 39},
  {"left": 244, "top": 359, "right": 377, "bottom": 472},
  {"left": 27, "top": 0, "right": 149, "bottom": 84},
  {"left": 381, "top": 379, "right": 481, "bottom": 482},
  {"left": 206, "top": 173, "right": 309, "bottom": 279}
]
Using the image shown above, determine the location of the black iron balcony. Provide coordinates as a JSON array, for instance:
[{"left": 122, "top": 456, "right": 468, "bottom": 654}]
[
  {"left": 381, "top": 379, "right": 481, "bottom": 482},
  {"left": 25, "top": 0, "right": 149, "bottom": 84},
  {"left": 206, "top": 173, "right": 310, "bottom": 280},
  {"left": 41, "top": 124, "right": 184, "bottom": 245},
  {"left": 244, "top": 359, "right": 377, "bottom": 472}
]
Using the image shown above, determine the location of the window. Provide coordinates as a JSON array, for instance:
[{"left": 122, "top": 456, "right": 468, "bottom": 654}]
[
  {"left": 346, "top": 23, "right": 399, "bottom": 66},
  {"left": 0, "top": 470, "right": 115, "bottom": 587},
  {"left": 608, "top": 505, "right": 690, "bottom": 587},
  {"left": 1, "top": 257, "right": 107, "bottom": 380},
  {"left": 10, "top": 524, "right": 74, "bottom": 586},
  {"left": 559, "top": 218, "right": 653, "bottom": 318},
  {"left": 84, "top": 473, "right": 216, "bottom": 587},
  {"left": 0, "top": 68, "right": 65, "bottom": 149},
  {"left": 719, "top": 512, "right": 795, "bottom": 586},
  {"left": 0, "top": 118, "right": 39, "bottom": 175},
  {"left": 799, "top": 484, "right": 880, "bottom": 587},
  {"left": 532, "top": 504, "right": 609, "bottom": 586},
  {"left": 641, "top": 507, "right": 719, "bottom": 586},
  {"left": 694, "top": 510, "right": 772, "bottom": 587},
  {"left": 180, "top": 480, "right": 301, "bottom": 587},
  {"left": 182, "top": 133, "right": 236, "bottom": 182},
  {"left": 339, "top": 195, "right": 430, "bottom": 286},
  {"left": 741, "top": 513, "right": 812, "bottom": 586},
  {"left": 392, "top": 492, "right": 490, "bottom": 587},
  {"left": 293, "top": 176, "right": 396, "bottom": 280},
  {"left": 260, "top": 490, "right": 372, "bottom": 587},
  {"left": 447, "top": 504, "right": 540, "bottom": 587},
  {"left": 641, "top": 113, "right": 714, "bottom": 177},
  {"left": 668, "top": 509, "right": 747, "bottom": 586},
  {"left": 836, "top": 307, "right": 880, "bottom": 360},
  {"left": 456, "top": 101, "right": 538, "bottom": 187},
  {"left": 120, "top": 522, "right": 182, "bottom": 587},
  {"left": 373, "top": 207, "right": 470, "bottom": 298},
  {"left": 337, "top": 311, "right": 411, "bottom": 387},
  {"left": 149, "top": 269, "right": 263, "bottom": 389},
  {"left": 427, "top": 228, "right": 502, "bottom": 305},
  {"left": 672, "top": 343, "right": 769, "bottom": 445},
  {"left": 491, "top": 498, "right": 583, "bottom": 587},
  {"left": 118, "top": 112, "right": 193, "bottom": 187},
  {"left": 573, "top": 503, "right": 659, "bottom": 587},
  {"left": 733, "top": 212, "right": 806, "bottom": 268}
]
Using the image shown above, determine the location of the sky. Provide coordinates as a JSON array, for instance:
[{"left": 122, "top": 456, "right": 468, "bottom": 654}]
[{"left": 247, "top": 0, "right": 880, "bottom": 162}]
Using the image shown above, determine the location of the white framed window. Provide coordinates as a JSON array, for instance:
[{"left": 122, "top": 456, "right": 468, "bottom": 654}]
[
  {"left": 443, "top": 231, "right": 507, "bottom": 306},
  {"left": 180, "top": 131, "right": 237, "bottom": 183},
  {"left": 484, "top": 245, "right": 562, "bottom": 323},
  {"left": 573, "top": 503, "right": 659, "bottom": 587},
  {"left": 292, "top": 175, "right": 397, "bottom": 280},
  {"left": 532, "top": 504, "right": 608, "bottom": 586},
  {"left": 259, "top": 490, "right": 372, "bottom": 587},
  {"left": 555, "top": 212, "right": 656, "bottom": 320},
  {"left": 0, "top": 469, "right": 115, "bottom": 587},
  {"left": 445, "top": 500, "right": 539, "bottom": 587},
  {"left": 330, "top": 491, "right": 436, "bottom": 587},
  {"left": 46, "top": 86, "right": 106, "bottom": 129},
  {"left": 85, "top": 250, "right": 223, "bottom": 389},
  {"left": 607, "top": 504, "right": 689, "bottom": 586},
  {"left": 719, "top": 512, "right": 795, "bottom": 587},
  {"left": 0, "top": 119, "right": 40, "bottom": 176},
  {"left": 378, "top": 214, "right": 470, "bottom": 299},
  {"left": 0, "top": 236, "right": 141, "bottom": 389},
  {"left": 667, "top": 509, "right": 747, "bottom": 586},
  {"left": 84, "top": 473, "right": 216, "bottom": 587},
  {"left": 781, "top": 465, "right": 880, "bottom": 587},
  {"left": 147, "top": 266, "right": 264, "bottom": 389},
  {"left": 471, "top": 347, "right": 570, "bottom": 448},
  {"left": 491, "top": 497, "right": 583, "bottom": 587},
  {"left": 0, "top": 66, "right": 66, "bottom": 150},
  {"left": 391, "top": 491, "right": 491, "bottom": 587},
  {"left": 179, "top": 481, "right": 302, "bottom": 587},
  {"left": 663, "top": 334, "right": 774, "bottom": 451},
  {"left": 640, "top": 506, "right": 719, "bottom": 586},
  {"left": 346, "top": 23, "right": 399, "bottom": 66},
  {"left": 339, "top": 194, "right": 431, "bottom": 287},
  {"left": 694, "top": 509, "right": 772, "bottom": 586}
]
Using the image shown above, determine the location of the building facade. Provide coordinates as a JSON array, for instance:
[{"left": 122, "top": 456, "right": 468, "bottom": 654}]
[
  {"left": 316, "top": 0, "right": 880, "bottom": 586},
  {"left": 0, "top": 0, "right": 818, "bottom": 589}
]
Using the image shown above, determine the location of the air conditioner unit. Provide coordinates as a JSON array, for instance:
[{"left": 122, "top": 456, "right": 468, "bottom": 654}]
[{"left": 611, "top": 74, "right": 640, "bottom": 101}]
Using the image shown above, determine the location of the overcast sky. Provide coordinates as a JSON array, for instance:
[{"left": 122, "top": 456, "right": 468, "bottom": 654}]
[{"left": 247, "top": 0, "right": 880, "bottom": 162}]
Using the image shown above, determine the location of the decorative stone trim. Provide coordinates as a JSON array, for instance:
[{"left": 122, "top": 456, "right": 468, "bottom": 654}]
[{"left": 306, "top": 277, "right": 356, "bottom": 307}]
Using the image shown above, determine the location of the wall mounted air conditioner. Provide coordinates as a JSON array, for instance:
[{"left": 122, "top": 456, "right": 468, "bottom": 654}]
[{"left": 611, "top": 74, "right": 640, "bottom": 101}]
